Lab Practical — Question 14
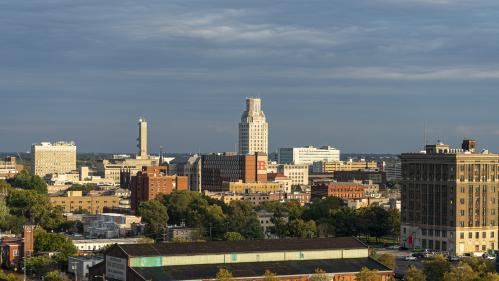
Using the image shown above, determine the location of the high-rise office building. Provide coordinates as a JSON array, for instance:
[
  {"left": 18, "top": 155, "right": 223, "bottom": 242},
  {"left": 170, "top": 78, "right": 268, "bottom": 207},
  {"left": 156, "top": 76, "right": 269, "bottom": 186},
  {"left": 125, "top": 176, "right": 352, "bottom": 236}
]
[
  {"left": 31, "top": 141, "right": 77, "bottom": 177},
  {"left": 137, "top": 118, "right": 148, "bottom": 159},
  {"left": 278, "top": 146, "right": 340, "bottom": 165},
  {"left": 239, "top": 97, "right": 268, "bottom": 155},
  {"left": 401, "top": 140, "right": 499, "bottom": 256}
]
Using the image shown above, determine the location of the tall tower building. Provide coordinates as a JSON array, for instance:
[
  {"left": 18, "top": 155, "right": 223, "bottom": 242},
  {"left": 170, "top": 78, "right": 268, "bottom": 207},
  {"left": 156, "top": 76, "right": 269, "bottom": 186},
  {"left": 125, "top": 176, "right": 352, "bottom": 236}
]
[
  {"left": 138, "top": 118, "right": 148, "bottom": 159},
  {"left": 400, "top": 140, "right": 499, "bottom": 256},
  {"left": 239, "top": 97, "right": 268, "bottom": 155}
]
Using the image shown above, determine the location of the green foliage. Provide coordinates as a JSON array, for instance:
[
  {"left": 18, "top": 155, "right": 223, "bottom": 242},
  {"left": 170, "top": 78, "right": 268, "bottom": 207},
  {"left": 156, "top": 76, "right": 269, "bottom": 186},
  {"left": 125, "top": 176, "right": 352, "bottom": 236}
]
[
  {"left": 26, "top": 255, "right": 57, "bottom": 276},
  {"left": 263, "top": 270, "right": 279, "bottom": 281},
  {"left": 404, "top": 266, "right": 426, "bottom": 281},
  {"left": 34, "top": 230, "right": 77, "bottom": 262},
  {"left": 216, "top": 268, "right": 235, "bottom": 281},
  {"left": 66, "top": 183, "right": 100, "bottom": 195},
  {"left": 442, "top": 263, "right": 478, "bottom": 281},
  {"left": 137, "top": 199, "right": 169, "bottom": 236},
  {"left": 227, "top": 200, "right": 263, "bottom": 239},
  {"left": 355, "top": 267, "right": 380, "bottom": 281},
  {"left": 9, "top": 170, "right": 47, "bottom": 194},
  {"left": 423, "top": 254, "right": 451, "bottom": 281},
  {"left": 308, "top": 268, "right": 329, "bottom": 281},
  {"left": 43, "top": 270, "right": 69, "bottom": 281},
  {"left": 287, "top": 219, "right": 317, "bottom": 238},
  {"left": 460, "top": 257, "right": 495, "bottom": 278},
  {"left": 6, "top": 189, "right": 65, "bottom": 231},
  {"left": 0, "top": 270, "right": 22, "bottom": 281},
  {"left": 0, "top": 180, "right": 13, "bottom": 195},
  {"left": 376, "top": 253, "right": 396, "bottom": 270},
  {"left": 223, "top": 232, "right": 245, "bottom": 241}
]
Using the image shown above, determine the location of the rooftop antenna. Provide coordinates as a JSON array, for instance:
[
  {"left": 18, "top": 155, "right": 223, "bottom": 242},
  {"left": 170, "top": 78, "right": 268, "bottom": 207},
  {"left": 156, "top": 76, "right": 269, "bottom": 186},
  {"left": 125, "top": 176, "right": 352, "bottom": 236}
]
[{"left": 159, "top": 145, "right": 163, "bottom": 164}]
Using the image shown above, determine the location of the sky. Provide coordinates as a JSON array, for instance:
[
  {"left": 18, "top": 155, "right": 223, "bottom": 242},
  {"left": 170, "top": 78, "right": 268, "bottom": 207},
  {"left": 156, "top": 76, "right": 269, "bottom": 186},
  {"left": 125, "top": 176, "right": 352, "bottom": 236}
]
[{"left": 2, "top": 0, "right": 499, "bottom": 154}]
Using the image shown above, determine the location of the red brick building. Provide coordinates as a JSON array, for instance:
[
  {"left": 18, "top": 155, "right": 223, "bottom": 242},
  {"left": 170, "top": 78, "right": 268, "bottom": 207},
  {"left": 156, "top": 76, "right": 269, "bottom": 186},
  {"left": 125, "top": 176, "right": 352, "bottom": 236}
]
[
  {"left": 131, "top": 166, "right": 188, "bottom": 210},
  {"left": 1, "top": 225, "right": 34, "bottom": 269},
  {"left": 311, "top": 182, "right": 365, "bottom": 201}
]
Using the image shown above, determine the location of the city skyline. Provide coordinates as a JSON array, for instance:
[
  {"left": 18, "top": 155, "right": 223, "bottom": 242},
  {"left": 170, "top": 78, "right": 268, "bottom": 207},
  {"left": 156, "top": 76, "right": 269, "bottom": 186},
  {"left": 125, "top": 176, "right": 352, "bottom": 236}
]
[{"left": 3, "top": 1, "right": 499, "bottom": 153}]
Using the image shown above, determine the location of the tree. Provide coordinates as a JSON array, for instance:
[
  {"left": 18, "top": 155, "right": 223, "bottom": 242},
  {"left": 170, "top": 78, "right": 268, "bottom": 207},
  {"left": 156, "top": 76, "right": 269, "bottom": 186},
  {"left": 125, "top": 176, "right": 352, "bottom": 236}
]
[
  {"left": 460, "top": 257, "right": 495, "bottom": 278},
  {"left": 44, "top": 271, "right": 69, "bottom": 281},
  {"left": 137, "top": 200, "right": 169, "bottom": 237},
  {"left": 355, "top": 267, "right": 380, "bottom": 281},
  {"left": 0, "top": 270, "right": 22, "bottom": 281},
  {"left": 308, "top": 268, "right": 329, "bottom": 281},
  {"left": 376, "top": 253, "right": 396, "bottom": 270},
  {"left": 287, "top": 219, "right": 317, "bottom": 238},
  {"left": 10, "top": 170, "right": 47, "bottom": 194},
  {"left": 26, "top": 256, "right": 57, "bottom": 276},
  {"left": 0, "top": 180, "right": 12, "bottom": 195},
  {"left": 387, "top": 209, "right": 400, "bottom": 239},
  {"left": 423, "top": 254, "right": 451, "bottom": 281},
  {"left": 216, "top": 268, "right": 234, "bottom": 281},
  {"left": 442, "top": 263, "right": 478, "bottom": 281},
  {"left": 263, "top": 270, "right": 279, "bottom": 281},
  {"left": 6, "top": 189, "right": 65, "bottom": 231},
  {"left": 34, "top": 230, "right": 77, "bottom": 259},
  {"left": 404, "top": 266, "right": 426, "bottom": 281},
  {"left": 227, "top": 201, "right": 263, "bottom": 239},
  {"left": 482, "top": 273, "right": 499, "bottom": 281},
  {"left": 224, "top": 232, "right": 245, "bottom": 241}
]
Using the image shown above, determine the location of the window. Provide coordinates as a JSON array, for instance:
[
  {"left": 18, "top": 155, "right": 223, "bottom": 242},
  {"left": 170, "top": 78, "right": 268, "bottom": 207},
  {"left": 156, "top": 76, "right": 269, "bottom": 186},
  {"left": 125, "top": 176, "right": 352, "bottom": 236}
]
[
  {"left": 460, "top": 233, "right": 465, "bottom": 239},
  {"left": 491, "top": 232, "right": 495, "bottom": 238},
  {"left": 476, "top": 232, "right": 480, "bottom": 239},
  {"left": 483, "top": 232, "right": 487, "bottom": 238},
  {"left": 469, "top": 232, "right": 473, "bottom": 239}
]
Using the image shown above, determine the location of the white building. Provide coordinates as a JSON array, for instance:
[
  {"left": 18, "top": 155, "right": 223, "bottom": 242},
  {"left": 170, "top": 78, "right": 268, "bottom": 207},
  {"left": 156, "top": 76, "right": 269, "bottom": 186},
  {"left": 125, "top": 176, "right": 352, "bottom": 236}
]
[
  {"left": 71, "top": 238, "right": 143, "bottom": 252},
  {"left": 278, "top": 146, "right": 340, "bottom": 165},
  {"left": 85, "top": 213, "right": 141, "bottom": 239},
  {"left": 268, "top": 163, "right": 309, "bottom": 187},
  {"left": 383, "top": 161, "right": 402, "bottom": 181},
  {"left": 239, "top": 97, "right": 268, "bottom": 155},
  {"left": 68, "top": 256, "right": 104, "bottom": 281},
  {"left": 31, "top": 141, "right": 77, "bottom": 177}
]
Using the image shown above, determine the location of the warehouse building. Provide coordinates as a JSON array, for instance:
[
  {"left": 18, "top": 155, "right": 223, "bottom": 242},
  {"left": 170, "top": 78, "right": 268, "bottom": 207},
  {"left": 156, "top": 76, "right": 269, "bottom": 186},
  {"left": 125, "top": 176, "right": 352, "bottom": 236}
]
[{"left": 89, "top": 237, "right": 392, "bottom": 281}]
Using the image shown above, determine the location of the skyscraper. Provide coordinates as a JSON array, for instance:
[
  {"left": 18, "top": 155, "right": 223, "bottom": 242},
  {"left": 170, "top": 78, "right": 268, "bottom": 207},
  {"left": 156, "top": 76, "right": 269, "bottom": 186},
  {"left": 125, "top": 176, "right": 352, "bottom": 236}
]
[
  {"left": 401, "top": 140, "right": 499, "bottom": 256},
  {"left": 239, "top": 97, "right": 268, "bottom": 155},
  {"left": 137, "top": 118, "right": 148, "bottom": 159}
]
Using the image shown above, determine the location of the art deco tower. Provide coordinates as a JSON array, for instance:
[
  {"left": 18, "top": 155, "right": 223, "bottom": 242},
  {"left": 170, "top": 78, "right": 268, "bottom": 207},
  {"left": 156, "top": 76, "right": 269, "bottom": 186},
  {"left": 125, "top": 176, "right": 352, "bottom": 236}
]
[{"left": 239, "top": 97, "right": 268, "bottom": 155}]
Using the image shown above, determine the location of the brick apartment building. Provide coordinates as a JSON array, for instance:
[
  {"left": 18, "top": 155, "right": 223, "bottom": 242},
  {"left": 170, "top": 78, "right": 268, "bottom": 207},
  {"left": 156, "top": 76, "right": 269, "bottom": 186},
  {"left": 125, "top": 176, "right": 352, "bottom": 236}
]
[
  {"left": 201, "top": 153, "right": 268, "bottom": 192},
  {"left": 311, "top": 182, "right": 365, "bottom": 201},
  {"left": 130, "top": 166, "right": 188, "bottom": 210}
]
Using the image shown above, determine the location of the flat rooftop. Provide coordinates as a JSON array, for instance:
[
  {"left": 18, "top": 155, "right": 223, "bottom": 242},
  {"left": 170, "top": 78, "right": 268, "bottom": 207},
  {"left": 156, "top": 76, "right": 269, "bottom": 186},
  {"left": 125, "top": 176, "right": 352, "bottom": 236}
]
[
  {"left": 118, "top": 237, "right": 365, "bottom": 257},
  {"left": 131, "top": 258, "right": 390, "bottom": 281}
]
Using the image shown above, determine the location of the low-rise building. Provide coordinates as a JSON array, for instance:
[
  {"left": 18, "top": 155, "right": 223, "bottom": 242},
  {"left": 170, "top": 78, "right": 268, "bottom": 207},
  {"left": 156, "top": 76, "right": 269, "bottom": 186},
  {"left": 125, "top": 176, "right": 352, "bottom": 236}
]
[
  {"left": 267, "top": 173, "right": 292, "bottom": 193},
  {"left": 257, "top": 211, "right": 288, "bottom": 237},
  {"left": 0, "top": 156, "right": 22, "bottom": 180},
  {"left": 130, "top": 166, "right": 188, "bottom": 211},
  {"left": 68, "top": 255, "right": 104, "bottom": 281},
  {"left": 49, "top": 191, "right": 120, "bottom": 214},
  {"left": 222, "top": 180, "right": 281, "bottom": 193},
  {"left": 333, "top": 170, "right": 387, "bottom": 189},
  {"left": 312, "top": 160, "right": 378, "bottom": 173},
  {"left": 85, "top": 213, "right": 142, "bottom": 239},
  {"left": 281, "top": 192, "right": 311, "bottom": 205},
  {"left": 89, "top": 237, "right": 393, "bottom": 281},
  {"left": 72, "top": 238, "right": 143, "bottom": 252},
  {"left": 311, "top": 182, "right": 365, "bottom": 201},
  {"left": 267, "top": 163, "right": 308, "bottom": 187},
  {"left": 242, "top": 192, "right": 281, "bottom": 206}
]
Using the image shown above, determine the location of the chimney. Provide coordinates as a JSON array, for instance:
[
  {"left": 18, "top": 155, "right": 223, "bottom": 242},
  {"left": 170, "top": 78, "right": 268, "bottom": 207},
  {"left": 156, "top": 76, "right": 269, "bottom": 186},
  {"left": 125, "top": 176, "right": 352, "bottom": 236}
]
[
  {"left": 462, "top": 139, "right": 476, "bottom": 153},
  {"left": 23, "top": 225, "right": 35, "bottom": 257}
]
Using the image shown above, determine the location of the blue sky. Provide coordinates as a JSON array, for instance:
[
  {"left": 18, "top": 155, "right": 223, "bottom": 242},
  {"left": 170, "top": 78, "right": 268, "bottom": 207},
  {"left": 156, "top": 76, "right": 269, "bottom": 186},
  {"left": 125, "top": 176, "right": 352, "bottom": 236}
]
[{"left": 2, "top": 0, "right": 499, "bottom": 154}]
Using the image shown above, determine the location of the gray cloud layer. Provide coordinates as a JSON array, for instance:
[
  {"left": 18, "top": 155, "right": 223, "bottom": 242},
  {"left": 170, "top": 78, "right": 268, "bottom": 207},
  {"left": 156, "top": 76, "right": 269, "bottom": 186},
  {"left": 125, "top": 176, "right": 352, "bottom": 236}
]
[{"left": 2, "top": 0, "right": 499, "bottom": 153}]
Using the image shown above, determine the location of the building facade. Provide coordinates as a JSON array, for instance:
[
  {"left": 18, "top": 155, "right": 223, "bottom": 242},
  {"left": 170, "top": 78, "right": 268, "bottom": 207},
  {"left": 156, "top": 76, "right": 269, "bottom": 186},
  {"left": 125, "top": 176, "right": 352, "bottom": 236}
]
[
  {"left": 312, "top": 160, "right": 378, "bottom": 173},
  {"left": 49, "top": 191, "right": 120, "bottom": 214},
  {"left": 0, "top": 156, "right": 22, "bottom": 180},
  {"left": 401, "top": 140, "right": 499, "bottom": 256},
  {"left": 239, "top": 97, "right": 268, "bottom": 155},
  {"left": 171, "top": 154, "right": 202, "bottom": 192},
  {"left": 89, "top": 237, "right": 393, "bottom": 281},
  {"left": 278, "top": 146, "right": 340, "bottom": 165},
  {"left": 268, "top": 164, "right": 309, "bottom": 186},
  {"left": 201, "top": 153, "right": 268, "bottom": 192},
  {"left": 130, "top": 166, "right": 188, "bottom": 211},
  {"left": 31, "top": 141, "right": 77, "bottom": 177},
  {"left": 311, "top": 182, "right": 366, "bottom": 201}
]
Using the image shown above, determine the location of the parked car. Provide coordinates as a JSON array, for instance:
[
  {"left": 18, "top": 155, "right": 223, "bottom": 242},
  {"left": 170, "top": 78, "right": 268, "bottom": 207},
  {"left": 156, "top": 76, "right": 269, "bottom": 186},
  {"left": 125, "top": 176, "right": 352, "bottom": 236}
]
[
  {"left": 448, "top": 255, "right": 460, "bottom": 261},
  {"left": 483, "top": 253, "right": 496, "bottom": 260},
  {"left": 404, "top": 255, "right": 417, "bottom": 261},
  {"left": 387, "top": 245, "right": 401, "bottom": 250}
]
